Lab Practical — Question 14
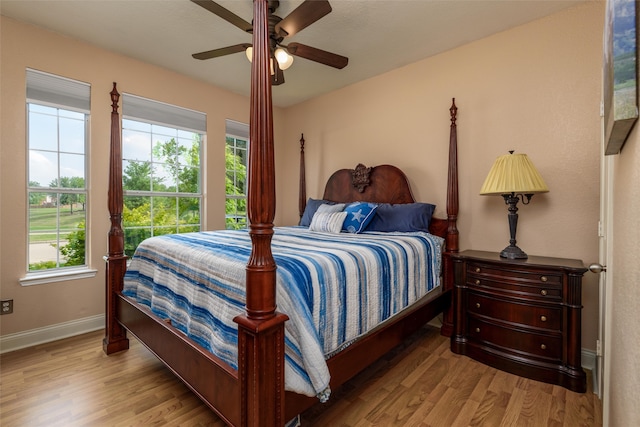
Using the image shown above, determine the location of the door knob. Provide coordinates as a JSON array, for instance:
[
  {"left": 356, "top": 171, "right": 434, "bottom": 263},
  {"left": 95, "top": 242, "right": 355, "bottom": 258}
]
[{"left": 589, "top": 263, "right": 606, "bottom": 274}]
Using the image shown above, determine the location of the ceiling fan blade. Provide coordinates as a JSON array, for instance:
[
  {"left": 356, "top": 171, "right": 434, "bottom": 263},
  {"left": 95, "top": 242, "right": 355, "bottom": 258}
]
[
  {"left": 286, "top": 42, "right": 348, "bottom": 69},
  {"left": 191, "top": 0, "right": 253, "bottom": 32},
  {"left": 275, "top": 0, "right": 332, "bottom": 38},
  {"left": 192, "top": 43, "right": 251, "bottom": 60}
]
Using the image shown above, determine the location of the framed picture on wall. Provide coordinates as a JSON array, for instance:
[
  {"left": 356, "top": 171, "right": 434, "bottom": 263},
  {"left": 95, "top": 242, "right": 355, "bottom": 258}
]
[{"left": 603, "top": 0, "right": 639, "bottom": 155}]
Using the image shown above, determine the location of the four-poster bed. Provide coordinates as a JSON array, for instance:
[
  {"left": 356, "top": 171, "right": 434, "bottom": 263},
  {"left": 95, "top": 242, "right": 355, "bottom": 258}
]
[{"left": 103, "top": 2, "right": 459, "bottom": 425}]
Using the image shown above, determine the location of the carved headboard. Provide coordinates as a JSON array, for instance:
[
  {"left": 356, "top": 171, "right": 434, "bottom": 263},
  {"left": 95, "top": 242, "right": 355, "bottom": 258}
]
[{"left": 322, "top": 164, "right": 415, "bottom": 204}]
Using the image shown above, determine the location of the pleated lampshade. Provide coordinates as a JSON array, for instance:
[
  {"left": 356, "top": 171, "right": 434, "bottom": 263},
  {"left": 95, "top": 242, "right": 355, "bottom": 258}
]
[{"left": 480, "top": 152, "right": 549, "bottom": 195}]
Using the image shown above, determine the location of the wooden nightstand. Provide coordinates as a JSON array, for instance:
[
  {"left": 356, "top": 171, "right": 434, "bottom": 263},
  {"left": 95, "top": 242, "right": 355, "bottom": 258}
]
[{"left": 449, "top": 250, "right": 588, "bottom": 392}]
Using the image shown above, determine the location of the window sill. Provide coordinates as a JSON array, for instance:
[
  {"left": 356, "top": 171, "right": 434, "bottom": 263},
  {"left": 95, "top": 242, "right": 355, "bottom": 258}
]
[{"left": 19, "top": 267, "right": 98, "bottom": 287}]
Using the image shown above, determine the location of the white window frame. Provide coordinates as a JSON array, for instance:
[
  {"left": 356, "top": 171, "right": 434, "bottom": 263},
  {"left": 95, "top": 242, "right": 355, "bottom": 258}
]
[
  {"left": 121, "top": 94, "right": 206, "bottom": 256},
  {"left": 225, "top": 120, "right": 249, "bottom": 230},
  {"left": 20, "top": 69, "right": 96, "bottom": 286}
]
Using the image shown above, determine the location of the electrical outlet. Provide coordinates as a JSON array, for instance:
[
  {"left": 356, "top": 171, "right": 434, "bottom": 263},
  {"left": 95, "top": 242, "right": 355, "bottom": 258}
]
[{"left": 1, "top": 299, "right": 13, "bottom": 315}]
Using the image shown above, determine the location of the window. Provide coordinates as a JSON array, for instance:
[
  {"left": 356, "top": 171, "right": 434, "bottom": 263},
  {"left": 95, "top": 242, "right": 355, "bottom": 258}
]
[
  {"left": 225, "top": 120, "right": 249, "bottom": 229},
  {"left": 26, "top": 70, "right": 90, "bottom": 273},
  {"left": 122, "top": 94, "right": 205, "bottom": 256}
]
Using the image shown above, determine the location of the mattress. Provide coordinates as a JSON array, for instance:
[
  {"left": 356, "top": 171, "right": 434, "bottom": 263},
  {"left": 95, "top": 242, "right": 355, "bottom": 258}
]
[{"left": 123, "top": 226, "right": 443, "bottom": 400}]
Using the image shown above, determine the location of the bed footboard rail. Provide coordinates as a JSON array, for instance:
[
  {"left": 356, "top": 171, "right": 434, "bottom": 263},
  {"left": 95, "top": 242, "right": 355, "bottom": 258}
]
[{"left": 118, "top": 295, "right": 242, "bottom": 425}]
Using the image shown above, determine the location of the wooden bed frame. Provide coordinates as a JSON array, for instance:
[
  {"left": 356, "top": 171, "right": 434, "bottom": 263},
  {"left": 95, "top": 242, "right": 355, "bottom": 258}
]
[{"left": 103, "top": 2, "right": 459, "bottom": 425}]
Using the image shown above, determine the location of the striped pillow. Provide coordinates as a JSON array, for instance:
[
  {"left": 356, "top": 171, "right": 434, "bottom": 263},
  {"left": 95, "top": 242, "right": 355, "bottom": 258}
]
[
  {"left": 316, "top": 203, "right": 345, "bottom": 214},
  {"left": 309, "top": 211, "right": 347, "bottom": 233}
]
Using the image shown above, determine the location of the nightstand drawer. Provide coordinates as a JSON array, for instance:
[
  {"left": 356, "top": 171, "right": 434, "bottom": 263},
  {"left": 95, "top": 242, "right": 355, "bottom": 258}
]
[
  {"left": 468, "top": 317, "right": 562, "bottom": 361},
  {"left": 466, "top": 273, "right": 562, "bottom": 301},
  {"left": 467, "top": 263, "right": 563, "bottom": 286},
  {"left": 467, "top": 292, "right": 562, "bottom": 330}
]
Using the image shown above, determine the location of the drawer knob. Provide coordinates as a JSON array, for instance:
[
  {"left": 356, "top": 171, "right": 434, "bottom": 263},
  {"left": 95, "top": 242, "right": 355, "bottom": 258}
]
[
  {"left": 540, "top": 315, "right": 547, "bottom": 322},
  {"left": 476, "top": 302, "right": 481, "bottom": 309},
  {"left": 475, "top": 327, "right": 480, "bottom": 333},
  {"left": 475, "top": 279, "right": 481, "bottom": 285},
  {"left": 540, "top": 344, "right": 547, "bottom": 350},
  {"left": 540, "top": 276, "right": 548, "bottom": 282},
  {"left": 540, "top": 289, "right": 548, "bottom": 296},
  {"left": 475, "top": 267, "right": 481, "bottom": 273}
]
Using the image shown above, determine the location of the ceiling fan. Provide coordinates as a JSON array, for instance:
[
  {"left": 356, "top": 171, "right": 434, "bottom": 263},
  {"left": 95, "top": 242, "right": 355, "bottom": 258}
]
[{"left": 191, "top": 0, "right": 349, "bottom": 85}]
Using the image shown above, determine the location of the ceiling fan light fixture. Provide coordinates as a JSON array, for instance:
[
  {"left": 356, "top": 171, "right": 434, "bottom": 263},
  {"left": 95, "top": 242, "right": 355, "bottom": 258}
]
[
  {"left": 275, "top": 48, "right": 294, "bottom": 70},
  {"left": 245, "top": 46, "right": 292, "bottom": 73}
]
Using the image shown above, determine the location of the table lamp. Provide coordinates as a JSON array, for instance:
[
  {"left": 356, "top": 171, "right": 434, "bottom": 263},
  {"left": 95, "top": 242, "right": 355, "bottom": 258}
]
[{"left": 480, "top": 151, "right": 549, "bottom": 259}]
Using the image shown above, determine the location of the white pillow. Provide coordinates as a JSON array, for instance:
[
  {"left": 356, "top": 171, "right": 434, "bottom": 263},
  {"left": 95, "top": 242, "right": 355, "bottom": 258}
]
[
  {"left": 309, "top": 211, "right": 347, "bottom": 233},
  {"left": 316, "top": 203, "right": 345, "bottom": 214}
]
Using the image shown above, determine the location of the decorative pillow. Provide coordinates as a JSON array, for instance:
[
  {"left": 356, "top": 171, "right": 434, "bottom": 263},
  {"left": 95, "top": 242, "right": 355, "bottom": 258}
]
[
  {"left": 366, "top": 202, "right": 436, "bottom": 232},
  {"left": 299, "top": 199, "right": 338, "bottom": 227},
  {"left": 316, "top": 203, "right": 345, "bottom": 214},
  {"left": 309, "top": 211, "right": 347, "bottom": 233},
  {"left": 342, "top": 202, "right": 378, "bottom": 233}
]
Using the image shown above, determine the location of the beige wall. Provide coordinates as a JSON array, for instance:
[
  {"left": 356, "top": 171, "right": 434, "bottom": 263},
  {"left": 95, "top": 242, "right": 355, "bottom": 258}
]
[
  {"left": 278, "top": 2, "right": 604, "bottom": 352},
  {"left": 5, "top": 3, "right": 640, "bottom": 423},
  {"left": 1, "top": 4, "right": 603, "bottom": 357},
  {"left": 0, "top": 16, "right": 286, "bottom": 336},
  {"left": 609, "top": 108, "right": 640, "bottom": 421}
]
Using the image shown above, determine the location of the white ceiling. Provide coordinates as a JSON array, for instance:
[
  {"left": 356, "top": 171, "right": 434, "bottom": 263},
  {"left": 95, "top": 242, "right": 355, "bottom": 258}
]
[{"left": 1, "top": 0, "right": 588, "bottom": 107}]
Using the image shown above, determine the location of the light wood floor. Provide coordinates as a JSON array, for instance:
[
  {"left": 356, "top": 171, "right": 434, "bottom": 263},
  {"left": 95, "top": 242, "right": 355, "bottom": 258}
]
[{"left": 0, "top": 326, "right": 601, "bottom": 426}]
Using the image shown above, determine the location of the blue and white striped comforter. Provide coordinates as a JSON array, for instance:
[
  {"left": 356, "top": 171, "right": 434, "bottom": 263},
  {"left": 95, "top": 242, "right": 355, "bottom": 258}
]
[{"left": 123, "top": 226, "right": 443, "bottom": 400}]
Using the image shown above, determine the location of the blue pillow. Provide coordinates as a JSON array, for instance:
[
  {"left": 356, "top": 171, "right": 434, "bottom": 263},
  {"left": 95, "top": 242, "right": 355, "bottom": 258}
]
[
  {"left": 342, "top": 202, "right": 378, "bottom": 233},
  {"left": 366, "top": 202, "right": 436, "bottom": 232},
  {"left": 299, "top": 198, "right": 338, "bottom": 227}
]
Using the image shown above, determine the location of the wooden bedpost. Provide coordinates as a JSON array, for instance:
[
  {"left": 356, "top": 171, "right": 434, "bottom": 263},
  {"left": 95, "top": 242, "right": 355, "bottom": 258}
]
[
  {"left": 441, "top": 98, "right": 459, "bottom": 337},
  {"left": 234, "top": 1, "right": 288, "bottom": 426},
  {"left": 298, "top": 134, "right": 306, "bottom": 219},
  {"left": 446, "top": 99, "right": 459, "bottom": 252},
  {"left": 103, "top": 83, "right": 129, "bottom": 354}
]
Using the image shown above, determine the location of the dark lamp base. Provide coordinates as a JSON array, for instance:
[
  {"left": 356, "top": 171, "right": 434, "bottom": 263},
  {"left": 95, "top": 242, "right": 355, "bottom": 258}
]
[{"left": 500, "top": 245, "right": 528, "bottom": 259}]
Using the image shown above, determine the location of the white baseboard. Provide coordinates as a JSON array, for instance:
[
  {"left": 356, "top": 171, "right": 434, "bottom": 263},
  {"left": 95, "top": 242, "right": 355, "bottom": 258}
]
[
  {"left": 0, "top": 314, "right": 104, "bottom": 354},
  {"left": 582, "top": 348, "right": 598, "bottom": 395},
  {"left": 582, "top": 348, "right": 596, "bottom": 371},
  {"left": 428, "top": 315, "right": 443, "bottom": 328},
  {"left": 0, "top": 313, "right": 600, "bottom": 377}
]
